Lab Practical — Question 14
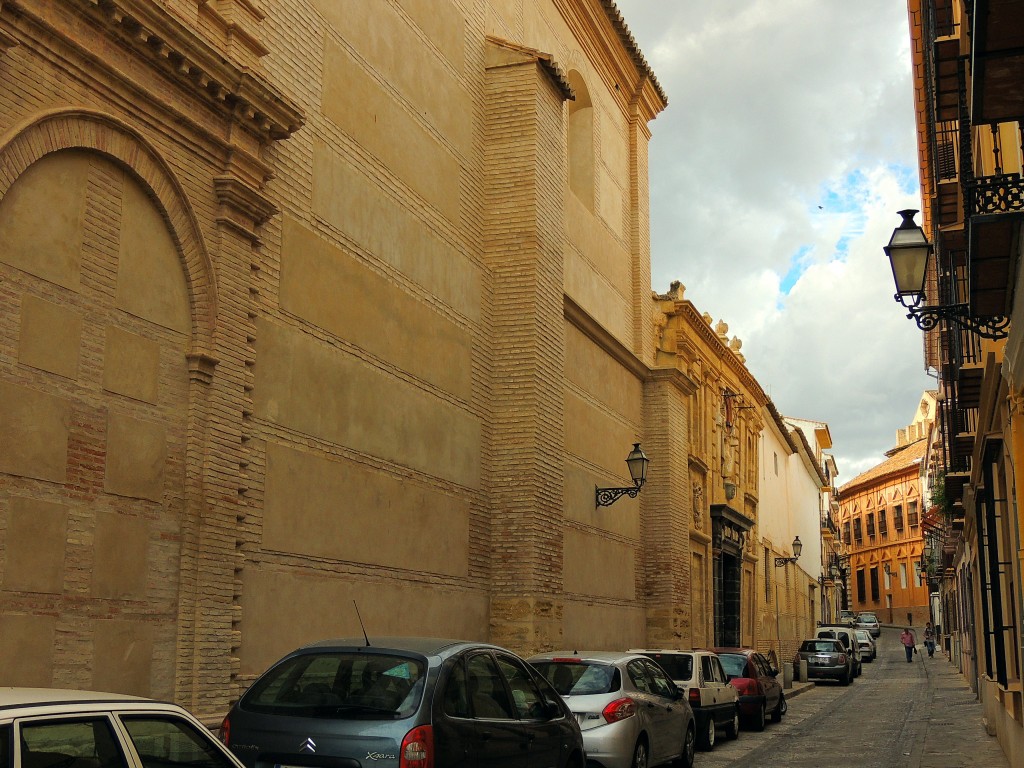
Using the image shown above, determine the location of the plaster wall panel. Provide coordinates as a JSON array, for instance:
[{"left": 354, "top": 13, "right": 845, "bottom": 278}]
[
  {"left": 485, "top": 0, "right": 519, "bottom": 37},
  {"left": 395, "top": 0, "right": 465, "bottom": 69},
  {"left": 597, "top": 167, "right": 624, "bottom": 238},
  {"left": 566, "top": 194, "right": 629, "bottom": 289},
  {"left": 599, "top": 107, "right": 629, "bottom": 194},
  {"left": 0, "top": 381, "right": 70, "bottom": 483},
  {"left": 114, "top": 173, "right": 190, "bottom": 334},
  {"left": 562, "top": 600, "right": 644, "bottom": 650},
  {"left": 4, "top": 498, "right": 67, "bottom": 594},
  {"left": 0, "top": 615, "right": 55, "bottom": 686},
  {"left": 563, "top": 463, "right": 639, "bottom": 537},
  {"left": 311, "top": 143, "right": 481, "bottom": 321},
  {"left": 564, "top": 253, "right": 629, "bottom": 343},
  {"left": 239, "top": 567, "right": 488, "bottom": 676},
  {"left": 322, "top": 38, "right": 460, "bottom": 221},
  {"left": 92, "top": 620, "right": 155, "bottom": 696},
  {"left": 564, "top": 391, "right": 638, "bottom": 475},
  {"left": 19, "top": 295, "right": 83, "bottom": 379},
  {"left": 565, "top": 323, "right": 643, "bottom": 422},
  {"left": 0, "top": 152, "right": 89, "bottom": 290},
  {"left": 563, "top": 528, "right": 635, "bottom": 599},
  {"left": 263, "top": 442, "right": 469, "bottom": 576},
  {"left": 104, "top": 412, "right": 168, "bottom": 502},
  {"left": 280, "top": 218, "right": 472, "bottom": 399},
  {"left": 312, "top": 0, "right": 471, "bottom": 153},
  {"left": 255, "top": 320, "right": 481, "bottom": 487},
  {"left": 103, "top": 326, "right": 161, "bottom": 404},
  {"left": 92, "top": 511, "right": 149, "bottom": 600}
]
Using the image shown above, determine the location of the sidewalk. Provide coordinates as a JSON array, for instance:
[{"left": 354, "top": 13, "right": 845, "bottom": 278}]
[{"left": 910, "top": 652, "right": 1009, "bottom": 768}]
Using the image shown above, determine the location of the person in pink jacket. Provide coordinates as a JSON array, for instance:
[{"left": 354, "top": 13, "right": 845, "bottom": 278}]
[{"left": 900, "top": 627, "right": 917, "bottom": 662}]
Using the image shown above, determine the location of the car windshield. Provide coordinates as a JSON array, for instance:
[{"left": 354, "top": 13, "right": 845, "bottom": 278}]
[
  {"left": 241, "top": 652, "right": 426, "bottom": 719},
  {"left": 639, "top": 653, "right": 693, "bottom": 681},
  {"left": 532, "top": 661, "right": 620, "bottom": 696},
  {"left": 800, "top": 640, "right": 841, "bottom": 653},
  {"left": 855, "top": 630, "right": 871, "bottom": 641},
  {"left": 716, "top": 654, "right": 748, "bottom": 678}
]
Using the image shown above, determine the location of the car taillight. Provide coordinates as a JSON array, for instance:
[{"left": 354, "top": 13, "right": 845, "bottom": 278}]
[
  {"left": 218, "top": 715, "right": 230, "bottom": 747},
  {"left": 731, "top": 678, "right": 758, "bottom": 697},
  {"left": 400, "top": 725, "right": 433, "bottom": 768},
  {"left": 838, "top": 654, "right": 847, "bottom": 665},
  {"left": 602, "top": 697, "right": 637, "bottom": 723},
  {"left": 688, "top": 687, "right": 700, "bottom": 706}
]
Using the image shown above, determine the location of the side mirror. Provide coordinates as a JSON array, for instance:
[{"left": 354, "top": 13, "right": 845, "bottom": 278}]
[
  {"left": 542, "top": 699, "right": 563, "bottom": 719},
  {"left": 769, "top": 668, "right": 779, "bottom": 677}
]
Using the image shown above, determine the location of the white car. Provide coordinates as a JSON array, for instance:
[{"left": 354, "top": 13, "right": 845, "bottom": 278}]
[
  {"left": 631, "top": 649, "right": 740, "bottom": 751},
  {"left": 855, "top": 628, "right": 877, "bottom": 661},
  {"left": 0, "top": 688, "right": 246, "bottom": 768},
  {"left": 529, "top": 651, "right": 696, "bottom": 768}
]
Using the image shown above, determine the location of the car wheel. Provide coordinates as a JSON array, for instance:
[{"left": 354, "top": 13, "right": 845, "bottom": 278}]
[
  {"left": 674, "top": 724, "right": 696, "bottom": 768},
  {"left": 698, "top": 714, "right": 716, "bottom": 750},
  {"left": 725, "top": 707, "right": 740, "bottom": 739},
  {"left": 841, "top": 671, "right": 851, "bottom": 686},
  {"left": 631, "top": 738, "right": 649, "bottom": 768},
  {"left": 771, "top": 692, "right": 785, "bottom": 722}
]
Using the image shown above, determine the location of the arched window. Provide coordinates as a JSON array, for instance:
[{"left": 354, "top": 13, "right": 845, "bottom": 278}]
[{"left": 566, "top": 70, "right": 594, "bottom": 210}]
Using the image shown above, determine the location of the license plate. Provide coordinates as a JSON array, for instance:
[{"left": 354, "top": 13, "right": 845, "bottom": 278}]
[{"left": 811, "top": 656, "right": 829, "bottom": 665}]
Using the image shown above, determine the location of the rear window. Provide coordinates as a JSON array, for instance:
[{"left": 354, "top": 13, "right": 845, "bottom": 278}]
[
  {"left": 531, "top": 662, "right": 620, "bottom": 696},
  {"left": 241, "top": 652, "right": 426, "bottom": 719},
  {"left": 716, "top": 653, "right": 748, "bottom": 679},
  {"left": 800, "top": 640, "right": 841, "bottom": 653},
  {"left": 858, "top": 613, "right": 878, "bottom": 622},
  {"left": 638, "top": 653, "right": 693, "bottom": 682}
]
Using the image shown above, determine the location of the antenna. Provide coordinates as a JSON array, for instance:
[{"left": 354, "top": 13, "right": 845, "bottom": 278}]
[{"left": 353, "top": 600, "right": 371, "bottom": 646}]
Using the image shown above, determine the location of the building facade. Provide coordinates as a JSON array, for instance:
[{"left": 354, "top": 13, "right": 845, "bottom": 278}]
[
  {"left": 903, "top": 1, "right": 1023, "bottom": 764},
  {"left": 837, "top": 396, "right": 934, "bottom": 626}
]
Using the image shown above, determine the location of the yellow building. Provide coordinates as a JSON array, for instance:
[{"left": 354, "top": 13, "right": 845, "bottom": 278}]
[
  {"left": 837, "top": 433, "right": 930, "bottom": 626},
  {"left": 900, "top": 2, "right": 1023, "bottom": 763}
]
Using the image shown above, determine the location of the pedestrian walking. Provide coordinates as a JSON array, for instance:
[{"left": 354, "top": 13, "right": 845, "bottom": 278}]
[
  {"left": 900, "top": 627, "right": 917, "bottom": 662},
  {"left": 924, "top": 621, "right": 936, "bottom": 657}
]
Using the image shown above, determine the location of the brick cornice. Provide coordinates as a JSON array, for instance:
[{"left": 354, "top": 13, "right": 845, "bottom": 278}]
[
  {"left": 564, "top": 295, "right": 649, "bottom": 381},
  {"left": 2, "top": 0, "right": 304, "bottom": 141}
]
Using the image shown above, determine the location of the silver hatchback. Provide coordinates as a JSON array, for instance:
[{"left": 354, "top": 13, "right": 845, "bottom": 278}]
[{"left": 529, "top": 651, "right": 695, "bottom": 768}]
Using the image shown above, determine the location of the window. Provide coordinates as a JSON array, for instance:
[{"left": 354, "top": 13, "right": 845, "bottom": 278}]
[
  {"left": 900, "top": 563, "right": 908, "bottom": 589},
  {"left": 866, "top": 513, "right": 875, "bottom": 539},
  {"left": 121, "top": 716, "right": 236, "bottom": 768},
  {"left": 494, "top": 654, "right": 545, "bottom": 720},
  {"left": 878, "top": 510, "right": 888, "bottom": 537},
  {"left": 853, "top": 518, "right": 863, "bottom": 544},
  {"left": 700, "top": 655, "right": 716, "bottom": 685},
  {"left": 915, "top": 563, "right": 924, "bottom": 588},
  {"left": 566, "top": 71, "right": 594, "bottom": 209},
  {"left": 842, "top": 521, "right": 851, "bottom": 545},
  {"left": 641, "top": 660, "right": 677, "bottom": 697},
  {"left": 908, "top": 501, "right": 919, "bottom": 527},
  {"left": 884, "top": 566, "right": 891, "bottom": 590},
  {"left": 869, "top": 567, "right": 880, "bottom": 602},
  {"left": 893, "top": 504, "right": 904, "bottom": 530},
  {"left": 19, "top": 719, "right": 128, "bottom": 768},
  {"left": 856, "top": 569, "right": 866, "bottom": 603},
  {"left": 466, "top": 653, "right": 515, "bottom": 719},
  {"left": 773, "top": 452, "right": 779, "bottom": 475},
  {"left": 627, "top": 660, "right": 653, "bottom": 692}
]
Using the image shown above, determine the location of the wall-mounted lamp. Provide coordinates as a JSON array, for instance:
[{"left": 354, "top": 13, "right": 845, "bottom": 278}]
[
  {"left": 596, "top": 443, "right": 649, "bottom": 507},
  {"left": 884, "top": 209, "right": 1009, "bottom": 339},
  {"left": 883, "top": 562, "right": 892, "bottom": 576},
  {"left": 774, "top": 535, "right": 802, "bottom": 567}
]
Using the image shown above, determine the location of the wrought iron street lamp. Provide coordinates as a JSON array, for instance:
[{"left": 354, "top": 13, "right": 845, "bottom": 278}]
[
  {"left": 595, "top": 443, "right": 649, "bottom": 507},
  {"left": 774, "top": 535, "right": 802, "bottom": 567},
  {"left": 883, "top": 209, "right": 1009, "bottom": 339}
]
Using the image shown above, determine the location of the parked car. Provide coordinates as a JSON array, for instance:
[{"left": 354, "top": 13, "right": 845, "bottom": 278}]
[
  {"left": 816, "top": 626, "right": 862, "bottom": 677},
  {"left": 630, "top": 649, "right": 739, "bottom": 750},
  {"left": 855, "top": 629, "right": 877, "bottom": 661},
  {"left": 1, "top": 687, "right": 246, "bottom": 768},
  {"left": 711, "top": 647, "right": 786, "bottom": 730},
  {"left": 530, "top": 650, "right": 696, "bottom": 768},
  {"left": 222, "top": 637, "right": 585, "bottom": 768},
  {"left": 838, "top": 610, "right": 857, "bottom": 627},
  {"left": 795, "top": 638, "right": 852, "bottom": 685},
  {"left": 855, "top": 611, "right": 882, "bottom": 638}
]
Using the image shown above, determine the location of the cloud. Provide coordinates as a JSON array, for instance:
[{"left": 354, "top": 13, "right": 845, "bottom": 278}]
[{"left": 615, "top": 0, "right": 934, "bottom": 479}]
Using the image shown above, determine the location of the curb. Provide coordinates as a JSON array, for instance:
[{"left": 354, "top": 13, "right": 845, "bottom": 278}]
[{"left": 783, "top": 681, "right": 816, "bottom": 700}]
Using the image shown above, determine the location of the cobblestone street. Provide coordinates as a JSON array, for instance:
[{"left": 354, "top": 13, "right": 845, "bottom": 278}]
[{"left": 693, "top": 628, "right": 1008, "bottom": 768}]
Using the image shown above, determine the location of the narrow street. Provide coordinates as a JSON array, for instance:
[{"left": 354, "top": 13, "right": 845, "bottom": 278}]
[{"left": 695, "top": 628, "right": 1009, "bottom": 768}]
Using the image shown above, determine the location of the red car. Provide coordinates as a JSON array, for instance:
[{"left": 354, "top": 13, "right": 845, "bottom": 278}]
[{"left": 711, "top": 647, "right": 786, "bottom": 731}]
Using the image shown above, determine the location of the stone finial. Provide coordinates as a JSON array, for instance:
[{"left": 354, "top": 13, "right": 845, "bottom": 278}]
[
  {"left": 715, "top": 320, "right": 729, "bottom": 342},
  {"left": 729, "top": 336, "right": 742, "bottom": 352}
]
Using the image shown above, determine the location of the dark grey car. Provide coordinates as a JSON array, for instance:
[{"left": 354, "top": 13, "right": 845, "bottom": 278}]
[
  {"left": 795, "top": 639, "right": 852, "bottom": 685},
  {"left": 221, "top": 637, "right": 585, "bottom": 768}
]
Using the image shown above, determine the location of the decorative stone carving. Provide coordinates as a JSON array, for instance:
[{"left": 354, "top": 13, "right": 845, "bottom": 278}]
[{"left": 692, "top": 482, "right": 704, "bottom": 529}]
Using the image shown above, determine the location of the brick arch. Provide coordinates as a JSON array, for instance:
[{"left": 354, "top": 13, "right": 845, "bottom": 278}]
[{"left": 0, "top": 108, "right": 217, "bottom": 353}]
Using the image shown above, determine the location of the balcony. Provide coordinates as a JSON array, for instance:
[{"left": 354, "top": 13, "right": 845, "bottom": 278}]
[
  {"left": 971, "top": 0, "right": 1024, "bottom": 125},
  {"left": 968, "top": 173, "right": 1024, "bottom": 318},
  {"left": 821, "top": 513, "right": 837, "bottom": 539}
]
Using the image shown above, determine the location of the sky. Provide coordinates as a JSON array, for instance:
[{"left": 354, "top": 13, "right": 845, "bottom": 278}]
[{"left": 613, "top": 0, "right": 936, "bottom": 483}]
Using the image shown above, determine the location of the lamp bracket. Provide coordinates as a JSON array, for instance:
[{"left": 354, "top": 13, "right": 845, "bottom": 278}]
[
  {"left": 774, "top": 556, "right": 798, "bottom": 567},
  {"left": 596, "top": 485, "right": 641, "bottom": 508},
  {"left": 898, "top": 297, "right": 1010, "bottom": 340}
]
